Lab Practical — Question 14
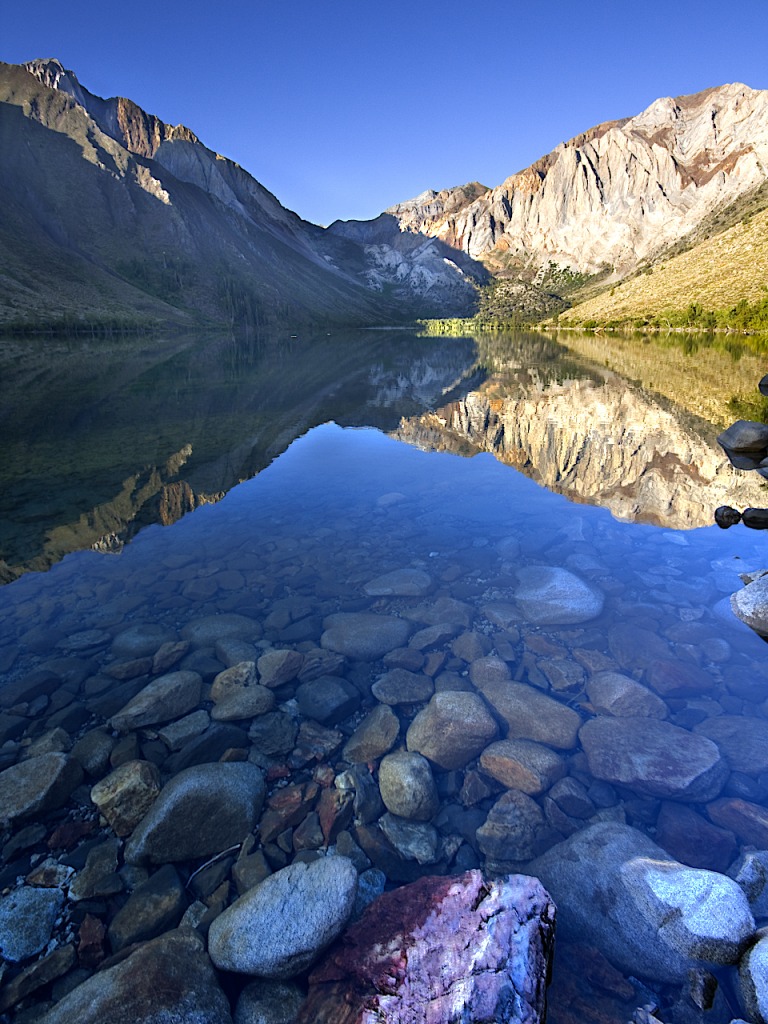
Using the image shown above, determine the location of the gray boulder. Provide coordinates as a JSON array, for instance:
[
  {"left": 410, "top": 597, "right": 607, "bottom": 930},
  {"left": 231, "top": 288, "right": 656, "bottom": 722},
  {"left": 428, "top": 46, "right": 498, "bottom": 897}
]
[
  {"left": 0, "top": 886, "right": 64, "bottom": 962},
  {"left": 514, "top": 565, "right": 604, "bottom": 625},
  {"left": 585, "top": 671, "right": 668, "bottom": 719},
  {"left": 125, "top": 762, "right": 265, "bottom": 865},
  {"left": 234, "top": 979, "right": 306, "bottom": 1024},
  {"left": 475, "top": 679, "right": 581, "bottom": 750},
  {"left": 363, "top": 568, "right": 432, "bottom": 597},
  {"left": 740, "top": 933, "right": 768, "bottom": 1024},
  {"left": 406, "top": 692, "right": 498, "bottom": 770},
  {"left": 343, "top": 705, "right": 400, "bottom": 763},
  {"left": 528, "top": 821, "right": 755, "bottom": 982},
  {"left": 321, "top": 613, "right": 413, "bottom": 661},
  {"left": 109, "top": 671, "right": 202, "bottom": 732},
  {"left": 0, "top": 752, "right": 83, "bottom": 826},
  {"left": 378, "top": 751, "right": 439, "bottom": 821},
  {"left": 208, "top": 856, "right": 358, "bottom": 977}
]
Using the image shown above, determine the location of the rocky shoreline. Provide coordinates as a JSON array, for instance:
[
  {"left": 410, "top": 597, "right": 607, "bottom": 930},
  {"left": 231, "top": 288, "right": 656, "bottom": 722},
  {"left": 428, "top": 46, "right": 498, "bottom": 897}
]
[{"left": 1, "top": 467, "right": 768, "bottom": 1022}]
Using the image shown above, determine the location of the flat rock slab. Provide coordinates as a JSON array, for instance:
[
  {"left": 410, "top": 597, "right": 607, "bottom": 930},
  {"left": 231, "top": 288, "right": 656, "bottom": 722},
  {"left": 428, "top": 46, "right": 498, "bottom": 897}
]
[
  {"left": 125, "top": 762, "right": 265, "bottom": 865},
  {"left": 475, "top": 679, "right": 582, "bottom": 750},
  {"left": 363, "top": 568, "right": 432, "bottom": 597},
  {"left": 585, "top": 671, "right": 668, "bottom": 719},
  {"left": 109, "top": 671, "right": 202, "bottom": 732},
  {"left": 0, "top": 752, "right": 83, "bottom": 826},
  {"left": 371, "top": 668, "right": 434, "bottom": 705},
  {"left": 37, "top": 928, "right": 231, "bottom": 1024},
  {"left": 181, "top": 614, "right": 262, "bottom": 646},
  {"left": 208, "top": 856, "right": 358, "bottom": 978},
  {"left": 321, "top": 614, "right": 413, "bottom": 661},
  {"left": 694, "top": 715, "right": 768, "bottom": 775},
  {"left": 111, "top": 623, "right": 178, "bottom": 660},
  {"left": 296, "top": 869, "right": 555, "bottom": 1024},
  {"left": 580, "top": 717, "right": 728, "bottom": 802},
  {"left": 528, "top": 821, "right": 755, "bottom": 983},
  {"left": 514, "top": 565, "right": 604, "bottom": 625}
]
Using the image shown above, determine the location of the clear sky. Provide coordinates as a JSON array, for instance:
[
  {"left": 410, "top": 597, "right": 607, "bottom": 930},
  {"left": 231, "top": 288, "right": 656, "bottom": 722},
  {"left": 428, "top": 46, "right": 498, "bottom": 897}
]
[{"left": 4, "top": 0, "right": 768, "bottom": 226}]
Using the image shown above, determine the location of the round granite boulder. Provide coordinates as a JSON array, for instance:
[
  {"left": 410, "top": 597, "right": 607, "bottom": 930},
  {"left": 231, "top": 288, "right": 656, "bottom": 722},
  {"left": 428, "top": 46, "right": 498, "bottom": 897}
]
[
  {"left": 378, "top": 751, "right": 439, "bottom": 821},
  {"left": 514, "top": 566, "right": 604, "bottom": 625},
  {"left": 208, "top": 856, "right": 358, "bottom": 977}
]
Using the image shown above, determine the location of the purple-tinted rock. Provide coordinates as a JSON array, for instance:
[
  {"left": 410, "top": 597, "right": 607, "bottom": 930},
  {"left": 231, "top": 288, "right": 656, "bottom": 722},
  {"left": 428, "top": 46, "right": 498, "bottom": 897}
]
[{"left": 296, "top": 869, "right": 555, "bottom": 1024}]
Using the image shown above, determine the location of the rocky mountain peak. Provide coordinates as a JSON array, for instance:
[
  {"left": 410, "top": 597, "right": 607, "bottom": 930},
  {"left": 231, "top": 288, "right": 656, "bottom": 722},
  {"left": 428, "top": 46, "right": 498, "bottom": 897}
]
[
  {"left": 372, "top": 82, "right": 768, "bottom": 280},
  {"left": 24, "top": 57, "right": 88, "bottom": 107}
]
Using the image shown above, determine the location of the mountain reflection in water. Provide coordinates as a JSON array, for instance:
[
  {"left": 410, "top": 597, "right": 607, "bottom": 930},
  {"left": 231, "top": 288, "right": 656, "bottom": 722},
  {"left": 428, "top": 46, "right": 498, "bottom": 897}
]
[{"left": 1, "top": 328, "right": 766, "bottom": 582}]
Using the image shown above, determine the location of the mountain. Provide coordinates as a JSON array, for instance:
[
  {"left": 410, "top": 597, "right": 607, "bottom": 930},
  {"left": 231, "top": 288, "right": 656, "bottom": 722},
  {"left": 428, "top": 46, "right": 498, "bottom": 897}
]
[
  {"left": 0, "top": 59, "right": 483, "bottom": 331},
  {"left": 339, "top": 84, "right": 768, "bottom": 303}
]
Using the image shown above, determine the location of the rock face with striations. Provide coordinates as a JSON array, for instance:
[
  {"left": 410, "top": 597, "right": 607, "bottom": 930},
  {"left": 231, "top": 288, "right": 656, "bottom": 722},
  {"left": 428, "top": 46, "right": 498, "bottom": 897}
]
[
  {"left": 348, "top": 83, "right": 768, "bottom": 280},
  {"left": 296, "top": 870, "right": 555, "bottom": 1024}
]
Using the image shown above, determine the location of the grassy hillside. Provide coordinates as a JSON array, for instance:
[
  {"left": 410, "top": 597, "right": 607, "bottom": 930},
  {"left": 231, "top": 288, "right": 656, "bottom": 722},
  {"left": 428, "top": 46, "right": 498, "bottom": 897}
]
[{"left": 560, "top": 206, "right": 768, "bottom": 327}]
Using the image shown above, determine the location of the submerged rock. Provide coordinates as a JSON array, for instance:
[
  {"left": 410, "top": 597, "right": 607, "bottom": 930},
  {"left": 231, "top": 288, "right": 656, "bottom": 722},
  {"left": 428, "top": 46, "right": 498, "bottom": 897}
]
[
  {"left": 208, "top": 856, "right": 358, "bottom": 977},
  {"left": 514, "top": 565, "right": 604, "bottom": 625},
  {"left": 405, "top": 691, "right": 498, "bottom": 770},
  {"left": 109, "top": 670, "right": 202, "bottom": 732},
  {"left": 579, "top": 716, "right": 728, "bottom": 802},
  {"left": 296, "top": 870, "right": 555, "bottom": 1024},
  {"left": 125, "top": 762, "right": 265, "bottom": 865},
  {"left": 37, "top": 927, "right": 231, "bottom": 1024},
  {"left": 321, "top": 613, "right": 413, "bottom": 660},
  {"left": 528, "top": 821, "right": 755, "bottom": 982},
  {"left": 378, "top": 751, "right": 439, "bottom": 821},
  {"left": 0, "top": 752, "right": 83, "bottom": 826},
  {"left": 0, "top": 886, "right": 64, "bottom": 962}
]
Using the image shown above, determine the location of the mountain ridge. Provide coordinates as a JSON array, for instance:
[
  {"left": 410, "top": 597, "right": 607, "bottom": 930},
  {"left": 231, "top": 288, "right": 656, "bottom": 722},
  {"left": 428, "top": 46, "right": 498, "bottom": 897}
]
[
  {"left": 342, "top": 82, "right": 768, "bottom": 293},
  {"left": 0, "top": 59, "right": 483, "bottom": 330}
]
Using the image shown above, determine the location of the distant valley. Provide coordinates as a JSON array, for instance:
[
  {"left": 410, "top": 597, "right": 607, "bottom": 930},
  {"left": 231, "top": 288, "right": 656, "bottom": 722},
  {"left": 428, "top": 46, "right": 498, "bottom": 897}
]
[{"left": 2, "top": 59, "right": 768, "bottom": 330}]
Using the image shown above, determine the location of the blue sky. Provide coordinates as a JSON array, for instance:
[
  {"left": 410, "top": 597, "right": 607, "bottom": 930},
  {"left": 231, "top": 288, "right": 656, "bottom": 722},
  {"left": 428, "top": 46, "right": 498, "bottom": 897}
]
[{"left": 5, "top": 0, "right": 768, "bottom": 226}]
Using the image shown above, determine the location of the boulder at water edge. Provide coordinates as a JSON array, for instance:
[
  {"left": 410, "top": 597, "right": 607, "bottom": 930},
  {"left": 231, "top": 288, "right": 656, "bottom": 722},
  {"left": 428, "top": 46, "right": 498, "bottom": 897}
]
[
  {"left": 208, "top": 855, "right": 358, "bottom": 977},
  {"left": 528, "top": 821, "right": 755, "bottom": 982},
  {"left": 124, "top": 762, "right": 265, "bottom": 864},
  {"left": 295, "top": 869, "right": 555, "bottom": 1024},
  {"left": 37, "top": 928, "right": 231, "bottom": 1024}
]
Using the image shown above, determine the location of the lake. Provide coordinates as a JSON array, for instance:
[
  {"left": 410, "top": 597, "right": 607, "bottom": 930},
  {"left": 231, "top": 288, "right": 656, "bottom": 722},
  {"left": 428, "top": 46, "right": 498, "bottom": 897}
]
[{"left": 1, "top": 327, "right": 768, "bottom": 1022}]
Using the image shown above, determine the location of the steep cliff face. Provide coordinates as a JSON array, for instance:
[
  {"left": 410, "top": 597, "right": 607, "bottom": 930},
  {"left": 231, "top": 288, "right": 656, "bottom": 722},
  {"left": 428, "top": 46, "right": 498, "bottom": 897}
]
[
  {"left": 361, "top": 84, "right": 768, "bottom": 279},
  {"left": 394, "top": 369, "right": 767, "bottom": 529},
  {"left": 2, "top": 59, "right": 484, "bottom": 328}
]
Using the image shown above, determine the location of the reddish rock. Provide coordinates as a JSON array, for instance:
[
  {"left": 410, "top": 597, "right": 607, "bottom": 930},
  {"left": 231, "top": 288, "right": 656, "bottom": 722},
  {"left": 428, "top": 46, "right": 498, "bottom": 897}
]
[
  {"left": 47, "top": 819, "right": 97, "bottom": 851},
  {"left": 318, "top": 787, "right": 354, "bottom": 845},
  {"left": 707, "top": 797, "right": 768, "bottom": 847},
  {"left": 259, "top": 782, "right": 318, "bottom": 844},
  {"left": 78, "top": 913, "right": 107, "bottom": 967},
  {"left": 655, "top": 801, "right": 737, "bottom": 872},
  {"left": 296, "top": 870, "right": 555, "bottom": 1024}
]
